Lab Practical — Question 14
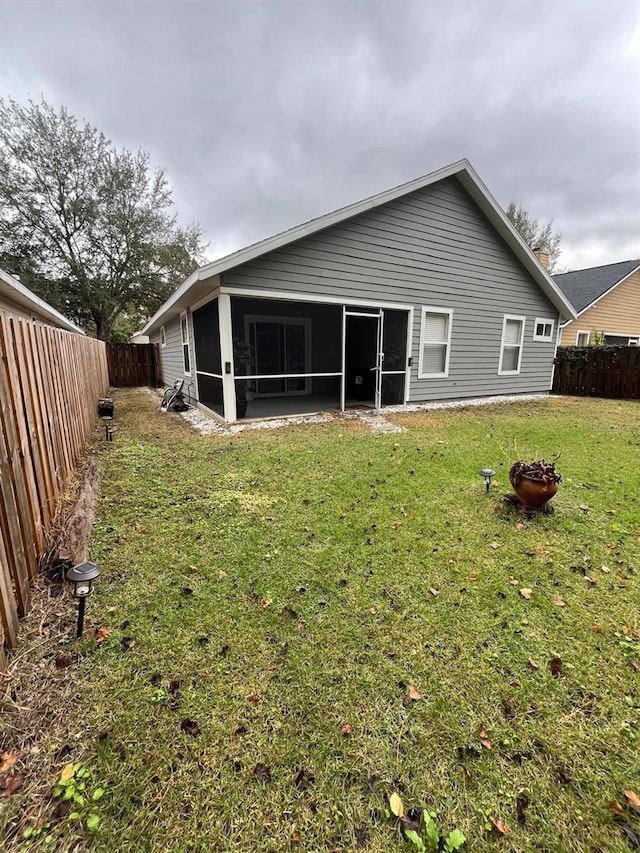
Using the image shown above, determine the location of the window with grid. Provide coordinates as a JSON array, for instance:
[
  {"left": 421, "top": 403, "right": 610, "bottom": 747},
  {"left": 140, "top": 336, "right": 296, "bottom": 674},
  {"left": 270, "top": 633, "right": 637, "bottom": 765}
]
[
  {"left": 418, "top": 308, "right": 452, "bottom": 378},
  {"left": 533, "top": 318, "right": 554, "bottom": 341},
  {"left": 499, "top": 316, "right": 524, "bottom": 374}
]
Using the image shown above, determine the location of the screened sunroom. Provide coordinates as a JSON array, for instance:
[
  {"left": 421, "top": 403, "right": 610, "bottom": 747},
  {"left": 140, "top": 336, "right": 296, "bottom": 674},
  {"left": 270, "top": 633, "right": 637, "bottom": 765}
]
[{"left": 190, "top": 293, "right": 411, "bottom": 422}]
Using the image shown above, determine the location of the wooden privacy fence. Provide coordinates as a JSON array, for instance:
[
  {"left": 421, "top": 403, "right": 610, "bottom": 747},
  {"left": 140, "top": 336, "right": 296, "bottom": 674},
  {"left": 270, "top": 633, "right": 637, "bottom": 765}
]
[
  {"left": 106, "top": 342, "right": 161, "bottom": 387},
  {"left": 553, "top": 346, "right": 640, "bottom": 399},
  {"left": 0, "top": 315, "right": 108, "bottom": 670}
]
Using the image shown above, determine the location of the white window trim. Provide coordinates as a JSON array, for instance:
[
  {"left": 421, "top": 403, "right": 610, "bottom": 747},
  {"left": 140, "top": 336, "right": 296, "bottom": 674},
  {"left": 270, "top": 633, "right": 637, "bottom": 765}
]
[
  {"left": 418, "top": 307, "right": 453, "bottom": 379},
  {"left": 498, "top": 314, "right": 525, "bottom": 375},
  {"left": 180, "top": 310, "right": 192, "bottom": 376},
  {"left": 160, "top": 325, "right": 166, "bottom": 347},
  {"left": 576, "top": 330, "right": 590, "bottom": 346},
  {"left": 533, "top": 317, "right": 554, "bottom": 342}
]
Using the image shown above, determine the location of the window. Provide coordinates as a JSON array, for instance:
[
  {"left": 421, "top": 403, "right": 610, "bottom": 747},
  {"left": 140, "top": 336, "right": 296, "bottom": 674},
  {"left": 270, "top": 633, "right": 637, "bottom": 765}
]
[
  {"left": 533, "top": 318, "right": 554, "bottom": 341},
  {"left": 160, "top": 325, "right": 166, "bottom": 347},
  {"left": 418, "top": 308, "right": 452, "bottom": 378},
  {"left": 499, "top": 315, "right": 525, "bottom": 374},
  {"left": 576, "top": 330, "right": 590, "bottom": 347},
  {"left": 180, "top": 312, "right": 191, "bottom": 375}
]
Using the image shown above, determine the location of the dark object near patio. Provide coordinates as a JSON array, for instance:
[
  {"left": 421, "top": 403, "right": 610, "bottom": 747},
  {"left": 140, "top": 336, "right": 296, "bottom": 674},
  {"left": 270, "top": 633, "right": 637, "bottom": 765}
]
[
  {"left": 508, "top": 458, "right": 561, "bottom": 510},
  {"left": 97, "top": 398, "right": 114, "bottom": 417},
  {"left": 161, "top": 380, "right": 189, "bottom": 412}
]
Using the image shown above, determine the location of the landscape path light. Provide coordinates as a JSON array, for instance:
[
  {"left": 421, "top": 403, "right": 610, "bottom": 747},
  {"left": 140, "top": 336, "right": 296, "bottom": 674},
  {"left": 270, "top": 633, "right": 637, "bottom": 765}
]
[
  {"left": 479, "top": 468, "right": 496, "bottom": 493},
  {"left": 66, "top": 561, "right": 102, "bottom": 638},
  {"left": 101, "top": 415, "right": 113, "bottom": 439}
]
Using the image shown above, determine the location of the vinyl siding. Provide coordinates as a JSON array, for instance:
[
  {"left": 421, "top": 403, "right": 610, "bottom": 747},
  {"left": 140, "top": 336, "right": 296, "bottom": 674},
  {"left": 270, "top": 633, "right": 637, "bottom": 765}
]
[
  {"left": 559, "top": 268, "right": 640, "bottom": 345},
  {"left": 220, "top": 176, "right": 560, "bottom": 401},
  {"left": 151, "top": 314, "right": 199, "bottom": 397}
]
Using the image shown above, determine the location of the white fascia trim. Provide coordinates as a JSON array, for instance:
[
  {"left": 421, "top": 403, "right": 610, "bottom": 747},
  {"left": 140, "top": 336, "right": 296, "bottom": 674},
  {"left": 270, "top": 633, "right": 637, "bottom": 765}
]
[
  {"left": 498, "top": 314, "right": 526, "bottom": 375},
  {"left": 568, "top": 263, "right": 640, "bottom": 319},
  {"left": 142, "top": 268, "right": 202, "bottom": 334},
  {"left": 0, "top": 267, "right": 84, "bottom": 333},
  {"left": 221, "top": 285, "right": 413, "bottom": 312},
  {"left": 418, "top": 306, "right": 453, "bottom": 379},
  {"left": 533, "top": 317, "right": 555, "bottom": 342}
]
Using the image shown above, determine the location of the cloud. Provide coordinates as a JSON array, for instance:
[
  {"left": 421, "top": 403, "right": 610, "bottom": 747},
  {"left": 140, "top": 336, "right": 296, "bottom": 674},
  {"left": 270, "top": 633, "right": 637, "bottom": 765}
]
[{"left": 0, "top": 0, "right": 638, "bottom": 270}]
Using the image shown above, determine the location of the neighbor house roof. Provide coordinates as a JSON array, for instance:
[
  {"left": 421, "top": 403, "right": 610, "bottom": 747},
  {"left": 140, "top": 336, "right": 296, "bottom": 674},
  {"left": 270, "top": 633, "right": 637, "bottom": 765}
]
[
  {"left": 143, "top": 159, "right": 577, "bottom": 334},
  {"left": 553, "top": 259, "right": 640, "bottom": 316},
  {"left": 0, "top": 267, "right": 84, "bottom": 333}
]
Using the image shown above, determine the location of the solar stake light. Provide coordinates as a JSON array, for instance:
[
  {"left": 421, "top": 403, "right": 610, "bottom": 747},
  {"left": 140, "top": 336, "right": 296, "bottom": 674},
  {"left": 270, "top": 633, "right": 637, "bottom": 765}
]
[
  {"left": 101, "top": 415, "right": 113, "bottom": 439},
  {"left": 479, "top": 468, "right": 496, "bottom": 493},
  {"left": 66, "top": 561, "right": 102, "bottom": 638}
]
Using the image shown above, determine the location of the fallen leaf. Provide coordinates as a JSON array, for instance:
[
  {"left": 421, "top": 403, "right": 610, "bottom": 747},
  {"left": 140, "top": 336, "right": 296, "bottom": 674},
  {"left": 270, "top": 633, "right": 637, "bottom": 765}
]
[
  {"left": 392, "top": 521, "right": 402, "bottom": 530},
  {"left": 291, "top": 830, "right": 302, "bottom": 844},
  {"left": 60, "top": 763, "right": 75, "bottom": 782},
  {"left": 469, "top": 573, "right": 478, "bottom": 580},
  {"left": 579, "top": 504, "right": 590, "bottom": 512},
  {"left": 553, "top": 595, "right": 566, "bottom": 607},
  {"left": 490, "top": 816, "right": 510, "bottom": 835},
  {"left": 341, "top": 724, "right": 352, "bottom": 736},
  {"left": 389, "top": 791, "right": 404, "bottom": 817},
  {"left": 608, "top": 800, "right": 626, "bottom": 816},
  {"left": 527, "top": 657, "right": 539, "bottom": 669},
  {"left": 549, "top": 657, "right": 563, "bottom": 677},
  {"left": 584, "top": 576, "right": 596, "bottom": 586},
  {"left": 591, "top": 625, "right": 602, "bottom": 633},
  {"left": 429, "top": 587, "right": 439, "bottom": 597},
  {"left": 621, "top": 626, "right": 630, "bottom": 635},
  {"left": 601, "top": 565, "right": 610, "bottom": 574},
  {"left": 490, "top": 541, "right": 500, "bottom": 550},
  {"left": 510, "top": 579, "right": 520, "bottom": 586},
  {"left": 96, "top": 627, "right": 113, "bottom": 643},
  {"left": 479, "top": 726, "right": 493, "bottom": 749},
  {"left": 218, "top": 570, "right": 227, "bottom": 580},
  {"left": 261, "top": 598, "right": 272, "bottom": 608},
  {"left": 519, "top": 588, "right": 532, "bottom": 600},
  {"left": 188, "top": 564, "right": 198, "bottom": 572},
  {"left": 624, "top": 790, "right": 640, "bottom": 812},
  {"left": 516, "top": 792, "right": 529, "bottom": 826},
  {"left": 180, "top": 719, "right": 200, "bottom": 737},
  {"left": 55, "top": 654, "right": 72, "bottom": 669},
  {"left": 0, "top": 774, "right": 24, "bottom": 797},
  {"left": 253, "top": 763, "right": 271, "bottom": 782},
  {"left": 0, "top": 753, "right": 20, "bottom": 774},
  {"left": 408, "top": 684, "right": 423, "bottom": 701},
  {"left": 515, "top": 522, "right": 525, "bottom": 531}
]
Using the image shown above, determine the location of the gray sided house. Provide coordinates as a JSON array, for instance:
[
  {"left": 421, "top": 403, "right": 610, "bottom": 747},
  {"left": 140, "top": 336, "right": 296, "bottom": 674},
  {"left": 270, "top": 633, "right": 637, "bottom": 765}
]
[{"left": 143, "top": 160, "right": 575, "bottom": 423}]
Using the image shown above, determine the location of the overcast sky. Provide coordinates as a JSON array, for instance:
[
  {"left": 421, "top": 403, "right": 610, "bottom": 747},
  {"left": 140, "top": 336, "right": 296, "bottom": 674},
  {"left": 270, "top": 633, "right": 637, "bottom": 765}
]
[{"left": 1, "top": 0, "right": 638, "bottom": 271}]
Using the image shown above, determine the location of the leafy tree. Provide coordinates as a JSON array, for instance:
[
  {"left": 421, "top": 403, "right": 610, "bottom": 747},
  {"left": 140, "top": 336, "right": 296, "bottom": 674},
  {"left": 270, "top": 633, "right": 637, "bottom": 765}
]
[
  {"left": 0, "top": 98, "right": 204, "bottom": 339},
  {"left": 506, "top": 201, "right": 562, "bottom": 272}
]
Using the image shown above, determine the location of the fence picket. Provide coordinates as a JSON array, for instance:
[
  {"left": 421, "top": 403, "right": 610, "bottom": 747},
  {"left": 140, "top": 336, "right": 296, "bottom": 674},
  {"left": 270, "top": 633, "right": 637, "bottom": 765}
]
[{"left": 0, "top": 315, "right": 108, "bottom": 667}]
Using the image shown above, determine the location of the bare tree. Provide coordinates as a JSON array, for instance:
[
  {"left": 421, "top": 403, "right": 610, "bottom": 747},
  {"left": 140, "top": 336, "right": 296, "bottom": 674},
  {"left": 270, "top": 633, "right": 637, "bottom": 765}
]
[{"left": 506, "top": 201, "right": 562, "bottom": 272}]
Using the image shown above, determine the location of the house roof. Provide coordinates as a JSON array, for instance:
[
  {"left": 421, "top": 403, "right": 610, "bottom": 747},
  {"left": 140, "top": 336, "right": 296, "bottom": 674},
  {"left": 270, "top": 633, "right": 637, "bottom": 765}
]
[
  {"left": 143, "top": 159, "right": 576, "bottom": 334},
  {"left": 553, "top": 259, "right": 640, "bottom": 315},
  {"left": 0, "top": 267, "right": 84, "bottom": 334}
]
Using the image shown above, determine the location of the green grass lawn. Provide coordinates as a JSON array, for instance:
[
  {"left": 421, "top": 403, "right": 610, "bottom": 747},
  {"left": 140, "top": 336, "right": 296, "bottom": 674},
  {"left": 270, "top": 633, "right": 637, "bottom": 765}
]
[{"left": 3, "top": 390, "right": 640, "bottom": 852}]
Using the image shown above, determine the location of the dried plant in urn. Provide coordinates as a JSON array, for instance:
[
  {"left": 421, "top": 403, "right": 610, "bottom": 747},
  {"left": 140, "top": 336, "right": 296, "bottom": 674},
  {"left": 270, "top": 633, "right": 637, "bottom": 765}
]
[{"left": 508, "top": 457, "right": 561, "bottom": 510}]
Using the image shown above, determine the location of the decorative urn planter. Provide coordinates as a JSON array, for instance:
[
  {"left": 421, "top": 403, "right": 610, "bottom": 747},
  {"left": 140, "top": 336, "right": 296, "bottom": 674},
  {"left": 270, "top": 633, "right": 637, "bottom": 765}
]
[{"left": 509, "top": 459, "right": 561, "bottom": 509}]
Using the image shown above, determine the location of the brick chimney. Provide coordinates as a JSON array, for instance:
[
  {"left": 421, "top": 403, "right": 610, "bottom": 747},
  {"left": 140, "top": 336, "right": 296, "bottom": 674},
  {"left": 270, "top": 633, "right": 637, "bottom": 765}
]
[{"left": 533, "top": 246, "right": 550, "bottom": 269}]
